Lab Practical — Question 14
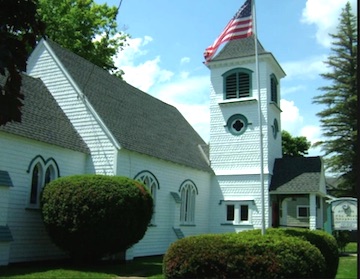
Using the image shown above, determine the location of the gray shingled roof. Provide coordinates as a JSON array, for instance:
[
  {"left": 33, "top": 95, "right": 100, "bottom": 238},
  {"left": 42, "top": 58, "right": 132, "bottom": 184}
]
[
  {"left": 0, "top": 74, "right": 89, "bottom": 154},
  {"left": 270, "top": 156, "right": 322, "bottom": 193},
  {"left": 211, "top": 35, "right": 270, "bottom": 61},
  {"left": 45, "top": 40, "right": 212, "bottom": 172}
]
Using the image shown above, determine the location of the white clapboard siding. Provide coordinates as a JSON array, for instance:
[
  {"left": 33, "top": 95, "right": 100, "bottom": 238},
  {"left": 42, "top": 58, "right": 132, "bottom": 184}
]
[
  {"left": 27, "top": 41, "right": 117, "bottom": 176},
  {"left": 0, "top": 132, "right": 87, "bottom": 263},
  {"left": 116, "top": 149, "right": 212, "bottom": 257}
]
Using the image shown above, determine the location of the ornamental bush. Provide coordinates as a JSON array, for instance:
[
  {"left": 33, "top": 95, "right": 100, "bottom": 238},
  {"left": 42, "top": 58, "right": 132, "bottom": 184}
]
[
  {"left": 275, "top": 228, "right": 339, "bottom": 279},
  {"left": 242, "top": 228, "right": 339, "bottom": 279},
  {"left": 41, "top": 174, "right": 153, "bottom": 262},
  {"left": 163, "top": 232, "right": 326, "bottom": 278}
]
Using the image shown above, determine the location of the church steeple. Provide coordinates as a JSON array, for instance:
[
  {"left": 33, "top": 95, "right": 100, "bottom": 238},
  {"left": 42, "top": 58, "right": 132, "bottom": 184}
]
[
  {"left": 206, "top": 35, "right": 285, "bottom": 175},
  {"left": 207, "top": 35, "right": 285, "bottom": 230}
]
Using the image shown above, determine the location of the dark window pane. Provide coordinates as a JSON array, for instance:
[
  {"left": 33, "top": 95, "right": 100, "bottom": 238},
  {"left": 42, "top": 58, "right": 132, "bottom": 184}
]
[
  {"left": 227, "top": 205, "right": 235, "bottom": 221},
  {"left": 240, "top": 205, "right": 249, "bottom": 221},
  {"left": 271, "top": 77, "right": 277, "bottom": 103},
  {"left": 30, "top": 165, "right": 39, "bottom": 204},
  {"left": 298, "top": 207, "right": 309, "bottom": 217}
]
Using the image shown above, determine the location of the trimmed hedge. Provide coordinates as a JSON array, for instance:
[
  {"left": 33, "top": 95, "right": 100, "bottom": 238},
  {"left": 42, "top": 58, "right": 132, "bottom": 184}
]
[
  {"left": 241, "top": 228, "right": 339, "bottom": 279},
  {"left": 163, "top": 232, "right": 326, "bottom": 278},
  {"left": 41, "top": 174, "right": 153, "bottom": 262},
  {"left": 273, "top": 228, "right": 338, "bottom": 279}
]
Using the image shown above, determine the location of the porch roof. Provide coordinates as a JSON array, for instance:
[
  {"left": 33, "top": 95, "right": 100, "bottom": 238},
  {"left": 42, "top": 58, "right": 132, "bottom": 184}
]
[{"left": 270, "top": 156, "right": 323, "bottom": 194}]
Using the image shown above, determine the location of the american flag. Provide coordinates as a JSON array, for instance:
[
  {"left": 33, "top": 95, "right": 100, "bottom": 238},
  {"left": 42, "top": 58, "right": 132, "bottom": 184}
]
[{"left": 204, "top": 0, "right": 253, "bottom": 62}]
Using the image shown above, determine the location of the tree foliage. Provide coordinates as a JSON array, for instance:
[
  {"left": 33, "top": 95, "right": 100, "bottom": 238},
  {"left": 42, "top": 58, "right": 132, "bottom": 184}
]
[
  {"left": 313, "top": 2, "right": 357, "bottom": 197},
  {"left": 37, "top": 0, "right": 128, "bottom": 77},
  {"left": 41, "top": 174, "right": 153, "bottom": 263},
  {"left": 281, "top": 130, "right": 311, "bottom": 157},
  {"left": 0, "top": 0, "right": 45, "bottom": 125},
  {"left": 0, "top": 0, "right": 129, "bottom": 126}
]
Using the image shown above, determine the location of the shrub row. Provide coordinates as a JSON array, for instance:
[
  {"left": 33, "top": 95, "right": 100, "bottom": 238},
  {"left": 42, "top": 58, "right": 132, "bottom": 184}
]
[{"left": 163, "top": 231, "right": 327, "bottom": 278}]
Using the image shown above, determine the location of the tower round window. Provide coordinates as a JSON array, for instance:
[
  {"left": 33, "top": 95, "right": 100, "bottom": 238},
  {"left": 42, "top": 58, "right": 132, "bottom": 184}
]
[{"left": 227, "top": 114, "right": 248, "bottom": 136}]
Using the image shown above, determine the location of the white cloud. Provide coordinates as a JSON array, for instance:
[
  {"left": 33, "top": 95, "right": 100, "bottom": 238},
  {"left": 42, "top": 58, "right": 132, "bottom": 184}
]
[
  {"left": 281, "top": 85, "right": 306, "bottom": 96},
  {"left": 300, "top": 125, "right": 324, "bottom": 156},
  {"left": 280, "top": 102, "right": 324, "bottom": 157},
  {"left": 149, "top": 74, "right": 210, "bottom": 142},
  {"left": 114, "top": 37, "right": 173, "bottom": 92},
  {"left": 151, "top": 75, "right": 209, "bottom": 104},
  {"left": 300, "top": 125, "right": 321, "bottom": 143},
  {"left": 180, "top": 71, "right": 190, "bottom": 79},
  {"left": 301, "top": 0, "right": 357, "bottom": 47},
  {"left": 114, "top": 36, "right": 210, "bottom": 142},
  {"left": 281, "top": 55, "right": 328, "bottom": 81},
  {"left": 180, "top": 57, "right": 190, "bottom": 65},
  {"left": 176, "top": 103, "right": 210, "bottom": 142},
  {"left": 115, "top": 36, "right": 153, "bottom": 64},
  {"left": 121, "top": 57, "right": 174, "bottom": 92},
  {"left": 280, "top": 99, "right": 304, "bottom": 136}
]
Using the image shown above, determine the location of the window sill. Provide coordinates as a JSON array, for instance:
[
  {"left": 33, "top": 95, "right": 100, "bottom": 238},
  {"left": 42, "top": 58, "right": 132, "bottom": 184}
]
[
  {"left": 221, "top": 222, "right": 253, "bottom": 226},
  {"left": 218, "top": 97, "right": 257, "bottom": 105},
  {"left": 180, "top": 223, "right": 196, "bottom": 227},
  {"left": 25, "top": 205, "right": 41, "bottom": 211},
  {"left": 270, "top": 101, "right": 282, "bottom": 112}
]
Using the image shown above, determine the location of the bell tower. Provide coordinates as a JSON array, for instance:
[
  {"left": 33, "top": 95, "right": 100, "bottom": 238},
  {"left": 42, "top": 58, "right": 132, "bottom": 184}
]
[{"left": 207, "top": 36, "right": 286, "bottom": 231}]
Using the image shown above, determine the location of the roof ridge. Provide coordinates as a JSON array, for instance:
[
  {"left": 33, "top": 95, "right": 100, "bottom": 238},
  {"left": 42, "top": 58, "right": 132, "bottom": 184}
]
[{"left": 44, "top": 38, "right": 212, "bottom": 172}]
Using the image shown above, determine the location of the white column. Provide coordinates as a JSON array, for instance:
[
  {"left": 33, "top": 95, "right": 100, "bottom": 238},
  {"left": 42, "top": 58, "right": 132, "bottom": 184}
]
[{"left": 309, "top": 194, "right": 316, "bottom": 230}]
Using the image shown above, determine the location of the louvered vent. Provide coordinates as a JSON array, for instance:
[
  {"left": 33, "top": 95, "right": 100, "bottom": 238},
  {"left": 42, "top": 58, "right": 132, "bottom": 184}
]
[
  {"left": 225, "top": 73, "right": 237, "bottom": 99},
  {"left": 225, "top": 72, "right": 250, "bottom": 99},
  {"left": 271, "top": 77, "right": 278, "bottom": 103},
  {"left": 238, "top": 73, "right": 250, "bottom": 98}
]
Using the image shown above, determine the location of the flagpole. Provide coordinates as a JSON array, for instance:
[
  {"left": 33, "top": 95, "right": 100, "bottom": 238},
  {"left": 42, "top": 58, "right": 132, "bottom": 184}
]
[{"left": 252, "top": 0, "right": 266, "bottom": 235}]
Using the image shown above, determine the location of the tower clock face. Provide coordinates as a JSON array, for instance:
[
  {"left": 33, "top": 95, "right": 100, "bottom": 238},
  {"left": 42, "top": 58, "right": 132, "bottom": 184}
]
[{"left": 227, "top": 114, "right": 248, "bottom": 135}]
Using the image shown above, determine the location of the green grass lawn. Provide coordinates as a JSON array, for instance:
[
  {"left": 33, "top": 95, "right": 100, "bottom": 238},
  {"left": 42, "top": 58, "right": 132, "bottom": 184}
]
[
  {"left": 0, "top": 243, "right": 357, "bottom": 279},
  {"left": 343, "top": 242, "right": 358, "bottom": 254},
  {"left": 336, "top": 255, "right": 358, "bottom": 279},
  {"left": 0, "top": 256, "right": 164, "bottom": 279},
  {"left": 335, "top": 242, "right": 358, "bottom": 279}
]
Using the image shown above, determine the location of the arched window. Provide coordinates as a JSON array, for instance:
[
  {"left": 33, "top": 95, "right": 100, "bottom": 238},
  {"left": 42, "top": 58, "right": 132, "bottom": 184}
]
[
  {"left": 270, "top": 74, "right": 278, "bottom": 104},
  {"left": 179, "top": 180, "right": 198, "bottom": 224},
  {"left": 45, "top": 165, "right": 56, "bottom": 185},
  {"left": 27, "top": 156, "right": 59, "bottom": 207},
  {"left": 223, "top": 68, "right": 253, "bottom": 99},
  {"left": 30, "top": 163, "right": 42, "bottom": 205},
  {"left": 134, "top": 171, "right": 159, "bottom": 224}
]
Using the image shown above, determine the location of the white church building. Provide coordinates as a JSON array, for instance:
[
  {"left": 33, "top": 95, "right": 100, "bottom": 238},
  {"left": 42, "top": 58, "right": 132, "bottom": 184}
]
[{"left": 0, "top": 36, "right": 329, "bottom": 265}]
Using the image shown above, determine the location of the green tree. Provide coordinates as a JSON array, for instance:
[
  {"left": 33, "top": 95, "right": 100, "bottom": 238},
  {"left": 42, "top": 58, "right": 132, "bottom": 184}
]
[
  {"left": 313, "top": 2, "right": 357, "bottom": 197},
  {"left": 0, "top": 0, "right": 45, "bottom": 125},
  {"left": 282, "top": 130, "right": 311, "bottom": 157},
  {"left": 37, "top": 0, "right": 128, "bottom": 77}
]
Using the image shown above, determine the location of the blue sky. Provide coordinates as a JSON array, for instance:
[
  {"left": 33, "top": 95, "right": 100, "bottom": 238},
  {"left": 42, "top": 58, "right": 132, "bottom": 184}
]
[{"left": 98, "top": 0, "right": 356, "bottom": 156}]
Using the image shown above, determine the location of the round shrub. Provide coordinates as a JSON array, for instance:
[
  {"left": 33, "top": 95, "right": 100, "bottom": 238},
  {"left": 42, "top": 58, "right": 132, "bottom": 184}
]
[
  {"left": 270, "top": 228, "right": 339, "bottom": 279},
  {"left": 163, "top": 232, "right": 326, "bottom": 278},
  {"left": 240, "top": 228, "right": 339, "bottom": 279},
  {"left": 41, "top": 174, "right": 153, "bottom": 262}
]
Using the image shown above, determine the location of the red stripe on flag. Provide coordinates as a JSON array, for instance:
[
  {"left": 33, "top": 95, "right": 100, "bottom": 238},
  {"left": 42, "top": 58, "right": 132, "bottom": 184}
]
[{"left": 204, "top": 0, "right": 253, "bottom": 62}]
